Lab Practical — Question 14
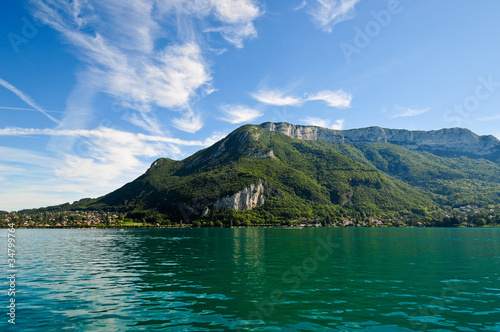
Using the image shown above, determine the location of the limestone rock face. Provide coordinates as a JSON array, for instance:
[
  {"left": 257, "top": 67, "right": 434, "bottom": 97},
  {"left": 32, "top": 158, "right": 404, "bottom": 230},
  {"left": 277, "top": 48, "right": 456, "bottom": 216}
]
[
  {"left": 261, "top": 122, "right": 500, "bottom": 157},
  {"left": 213, "top": 179, "right": 282, "bottom": 211}
]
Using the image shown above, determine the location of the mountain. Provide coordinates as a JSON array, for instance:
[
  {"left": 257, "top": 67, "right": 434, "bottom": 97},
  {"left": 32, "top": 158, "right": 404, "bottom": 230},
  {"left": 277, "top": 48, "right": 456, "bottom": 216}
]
[
  {"left": 64, "top": 122, "right": 500, "bottom": 226},
  {"left": 262, "top": 123, "right": 500, "bottom": 159}
]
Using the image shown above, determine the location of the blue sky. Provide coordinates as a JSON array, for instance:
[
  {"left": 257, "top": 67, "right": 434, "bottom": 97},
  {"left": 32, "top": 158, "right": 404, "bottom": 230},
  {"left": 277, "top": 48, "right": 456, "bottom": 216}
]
[{"left": 1, "top": 0, "right": 500, "bottom": 211}]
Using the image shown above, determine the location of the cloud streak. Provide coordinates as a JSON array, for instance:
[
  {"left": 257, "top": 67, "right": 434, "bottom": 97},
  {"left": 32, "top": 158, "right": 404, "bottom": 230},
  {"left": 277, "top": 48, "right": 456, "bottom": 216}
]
[
  {"left": 392, "top": 106, "right": 431, "bottom": 118},
  {"left": 301, "top": 116, "right": 345, "bottom": 129},
  {"left": 252, "top": 88, "right": 352, "bottom": 108},
  {"left": 477, "top": 114, "right": 500, "bottom": 122},
  {"left": 0, "top": 126, "right": 225, "bottom": 210},
  {"left": 304, "top": 0, "right": 361, "bottom": 32},
  {"left": 29, "top": 0, "right": 262, "bottom": 134},
  {"left": 0, "top": 106, "right": 64, "bottom": 113},
  {"left": 251, "top": 89, "right": 304, "bottom": 106},
  {"left": 219, "top": 104, "right": 262, "bottom": 124},
  {"left": 307, "top": 89, "right": 352, "bottom": 108},
  {"left": 157, "top": 0, "right": 263, "bottom": 48},
  {"left": 0, "top": 77, "right": 61, "bottom": 124},
  {"left": 0, "top": 127, "right": 216, "bottom": 146}
]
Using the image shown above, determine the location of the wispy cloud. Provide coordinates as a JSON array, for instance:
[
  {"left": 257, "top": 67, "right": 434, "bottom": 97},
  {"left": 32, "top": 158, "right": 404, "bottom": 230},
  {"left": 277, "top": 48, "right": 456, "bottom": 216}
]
[
  {"left": 301, "top": 116, "right": 345, "bottom": 129},
  {"left": 293, "top": 0, "right": 309, "bottom": 11},
  {"left": 0, "top": 146, "right": 56, "bottom": 168},
  {"left": 0, "top": 189, "right": 76, "bottom": 212},
  {"left": 29, "top": 0, "right": 262, "bottom": 134},
  {"left": 0, "top": 126, "right": 219, "bottom": 186},
  {"left": 203, "top": 0, "right": 262, "bottom": 48},
  {"left": 251, "top": 89, "right": 304, "bottom": 106},
  {"left": 157, "top": 0, "right": 263, "bottom": 48},
  {"left": 0, "top": 126, "right": 224, "bottom": 210},
  {"left": 0, "top": 106, "right": 63, "bottom": 113},
  {"left": 477, "top": 114, "right": 500, "bottom": 122},
  {"left": 252, "top": 87, "right": 353, "bottom": 109},
  {"left": 0, "top": 127, "right": 215, "bottom": 146},
  {"left": 303, "top": 0, "right": 361, "bottom": 32},
  {"left": 307, "top": 89, "right": 352, "bottom": 108},
  {"left": 0, "top": 78, "right": 61, "bottom": 124},
  {"left": 219, "top": 104, "right": 262, "bottom": 124},
  {"left": 392, "top": 106, "right": 431, "bottom": 118},
  {"left": 171, "top": 110, "right": 204, "bottom": 134}
]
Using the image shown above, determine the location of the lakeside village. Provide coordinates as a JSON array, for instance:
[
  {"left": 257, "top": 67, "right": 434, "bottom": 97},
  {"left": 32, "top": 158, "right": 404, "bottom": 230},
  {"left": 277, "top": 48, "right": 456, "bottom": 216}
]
[{"left": 1, "top": 204, "right": 499, "bottom": 229}]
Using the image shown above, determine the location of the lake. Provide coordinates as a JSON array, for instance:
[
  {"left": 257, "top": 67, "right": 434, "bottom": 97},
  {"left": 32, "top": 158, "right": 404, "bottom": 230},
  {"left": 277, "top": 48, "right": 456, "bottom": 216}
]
[{"left": 2, "top": 228, "right": 499, "bottom": 331}]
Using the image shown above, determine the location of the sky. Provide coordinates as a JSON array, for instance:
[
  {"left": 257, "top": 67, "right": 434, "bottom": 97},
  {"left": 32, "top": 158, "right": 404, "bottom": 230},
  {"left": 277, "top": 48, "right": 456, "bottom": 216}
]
[{"left": 1, "top": 0, "right": 500, "bottom": 211}]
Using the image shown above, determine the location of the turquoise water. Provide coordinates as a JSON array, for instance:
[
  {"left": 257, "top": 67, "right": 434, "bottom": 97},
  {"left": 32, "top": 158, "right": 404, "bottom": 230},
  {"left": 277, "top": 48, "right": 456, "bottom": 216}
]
[{"left": 2, "top": 228, "right": 500, "bottom": 331}]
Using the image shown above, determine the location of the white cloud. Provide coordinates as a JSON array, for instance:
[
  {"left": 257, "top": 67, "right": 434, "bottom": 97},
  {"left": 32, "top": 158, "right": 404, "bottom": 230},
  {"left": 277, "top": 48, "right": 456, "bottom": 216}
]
[
  {"left": 330, "top": 118, "right": 345, "bottom": 130},
  {"left": 0, "top": 106, "right": 63, "bottom": 114},
  {"left": 305, "top": 0, "right": 361, "bottom": 32},
  {"left": 0, "top": 126, "right": 225, "bottom": 210},
  {"left": 307, "top": 89, "right": 352, "bottom": 108},
  {"left": 205, "top": 22, "right": 258, "bottom": 49},
  {"left": 54, "top": 134, "right": 160, "bottom": 184},
  {"left": 209, "top": 0, "right": 262, "bottom": 48},
  {"left": 160, "top": 0, "right": 263, "bottom": 48},
  {"left": 29, "top": 0, "right": 211, "bottom": 135},
  {"left": 251, "top": 87, "right": 353, "bottom": 109},
  {"left": 219, "top": 104, "right": 262, "bottom": 124},
  {"left": 477, "top": 114, "right": 500, "bottom": 121},
  {"left": 392, "top": 106, "right": 431, "bottom": 118},
  {"left": 301, "top": 116, "right": 345, "bottom": 129},
  {"left": 140, "top": 43, "right": 212, "bottom": 109},
  {"left": 0, "top": 189, "right": 79, "bottom": 212},
  {"left": 171, "top": 111, "right": 204, "bottom": 133},
  {"left": 0, "top": 127, "right": 213, "bottom": 146},
  {"left": 0, "top": 164, "right": 25, "bottom": 174},
  {"left": 251, "top": 89, "right": 304, "bottom": 106},
  {"left": 28, "top": 0, "right": 262, "bottom": 136},
  {"left": 90, "top": 0, "right": 159, "bottom": 53},
  {"left": 0, "top": 146, "right": 56, "bottom": 168},
  {"left": 293, "top": 0, "right": 309, "bottom": 11},
  {"left": 212, "top": 0, "right": 261, "bottom": 24}
]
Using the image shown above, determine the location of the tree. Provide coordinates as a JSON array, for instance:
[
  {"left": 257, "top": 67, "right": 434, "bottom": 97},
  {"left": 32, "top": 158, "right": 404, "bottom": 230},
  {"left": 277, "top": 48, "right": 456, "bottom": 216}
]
[{"left": 475, "top": 218, "right": 486, "bottom": 226}]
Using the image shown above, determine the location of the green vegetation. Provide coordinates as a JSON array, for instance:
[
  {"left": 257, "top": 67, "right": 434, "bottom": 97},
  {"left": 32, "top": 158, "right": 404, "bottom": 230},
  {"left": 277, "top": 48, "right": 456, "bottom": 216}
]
[{"left": 6, "top": 124, "right": 500, "bottom": 228}]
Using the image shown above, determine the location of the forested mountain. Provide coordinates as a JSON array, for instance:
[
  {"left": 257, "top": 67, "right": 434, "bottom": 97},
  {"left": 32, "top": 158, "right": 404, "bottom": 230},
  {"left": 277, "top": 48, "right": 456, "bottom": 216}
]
[{"left": 57, "top": 122, "right": 500, "bottom": 226}]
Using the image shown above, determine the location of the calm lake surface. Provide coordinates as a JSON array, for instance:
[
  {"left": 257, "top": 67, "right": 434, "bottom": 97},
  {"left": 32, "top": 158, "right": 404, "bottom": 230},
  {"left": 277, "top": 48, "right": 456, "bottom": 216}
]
[{"left": 2, "top": 228, "right": 500, "bottom": 331}]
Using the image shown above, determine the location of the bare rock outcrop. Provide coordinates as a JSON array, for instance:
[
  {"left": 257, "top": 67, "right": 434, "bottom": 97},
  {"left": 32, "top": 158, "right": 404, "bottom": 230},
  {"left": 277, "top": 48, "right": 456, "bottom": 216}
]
[
  {"left": 261, "top": 122, "right": 500, "bottom": 157},
  {"left": 213, "top": 179, "right": 283, "bottom": 211}
]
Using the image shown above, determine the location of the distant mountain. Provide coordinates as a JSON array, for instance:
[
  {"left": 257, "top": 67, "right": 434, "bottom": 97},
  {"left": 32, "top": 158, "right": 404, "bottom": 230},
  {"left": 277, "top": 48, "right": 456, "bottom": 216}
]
[{"left": 62, "top": 122, "right": 500, "bottom": 225}]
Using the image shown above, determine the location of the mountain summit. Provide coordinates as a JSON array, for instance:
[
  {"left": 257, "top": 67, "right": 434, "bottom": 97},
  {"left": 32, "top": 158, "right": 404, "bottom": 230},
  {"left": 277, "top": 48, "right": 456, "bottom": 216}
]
[
  {"left": 67, "top": 123, "right": 500, "bottom": 226},
  {"left": 262, "top": 122, "right": 500, "bottom": 159}
]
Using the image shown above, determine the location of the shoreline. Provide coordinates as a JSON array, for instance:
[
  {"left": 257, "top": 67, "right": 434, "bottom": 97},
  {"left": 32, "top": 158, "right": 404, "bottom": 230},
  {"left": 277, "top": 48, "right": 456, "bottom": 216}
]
[{"left": 2, "top": 225, "right": 498, "bottom": 230}]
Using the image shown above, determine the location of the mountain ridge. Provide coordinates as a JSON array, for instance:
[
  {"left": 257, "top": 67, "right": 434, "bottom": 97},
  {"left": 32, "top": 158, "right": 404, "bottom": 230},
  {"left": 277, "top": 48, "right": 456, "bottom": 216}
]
[
  {"left": 20, "top": 122, "right": 500, "bottom": 227},
  {"left": 261, "top": 122, "right": 500, "bottom": 159}
]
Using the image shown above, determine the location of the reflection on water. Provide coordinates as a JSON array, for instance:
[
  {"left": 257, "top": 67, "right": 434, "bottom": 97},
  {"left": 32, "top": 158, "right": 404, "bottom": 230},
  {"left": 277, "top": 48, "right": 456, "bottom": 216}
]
[{"left": 2, "top": 228, "right": 499, "bottom": 331}]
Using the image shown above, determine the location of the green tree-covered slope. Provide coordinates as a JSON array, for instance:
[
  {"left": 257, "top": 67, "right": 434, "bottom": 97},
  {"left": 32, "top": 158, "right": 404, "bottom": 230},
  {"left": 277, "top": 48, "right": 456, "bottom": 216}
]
[{"left": 61, "top": 123, "right": 500, "bottom": 225}]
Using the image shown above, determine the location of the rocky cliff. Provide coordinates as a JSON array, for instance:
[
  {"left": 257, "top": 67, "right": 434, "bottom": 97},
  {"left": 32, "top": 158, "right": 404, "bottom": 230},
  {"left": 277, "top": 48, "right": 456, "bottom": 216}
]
[
  {"left": 178, "top": 179, "right": 284, "bottom": 218},
  {"left": 261, "top": 122, "right": 500, "bottom": 157},
  {"left": 213, "top": 179, "right": 282, "bottom": 211}
]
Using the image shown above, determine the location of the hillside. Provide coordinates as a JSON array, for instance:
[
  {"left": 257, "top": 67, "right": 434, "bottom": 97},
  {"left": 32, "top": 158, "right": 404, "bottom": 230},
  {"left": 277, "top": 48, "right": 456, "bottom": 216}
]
[{"left": 59, "top": 122, "right": 500, "bottom": 226}]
